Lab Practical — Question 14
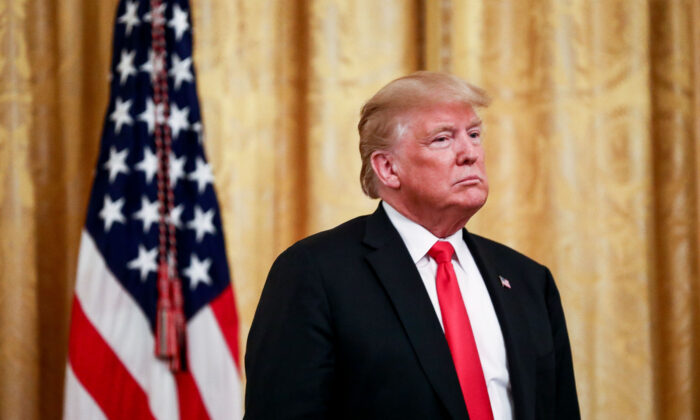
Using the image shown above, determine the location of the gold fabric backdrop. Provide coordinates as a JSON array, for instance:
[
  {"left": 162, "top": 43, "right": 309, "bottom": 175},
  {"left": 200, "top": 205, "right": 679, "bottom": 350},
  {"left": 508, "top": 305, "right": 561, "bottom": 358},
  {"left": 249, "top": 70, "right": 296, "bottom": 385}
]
[{"left": 1, "top": 0, "right": 698, "bottom": 418}]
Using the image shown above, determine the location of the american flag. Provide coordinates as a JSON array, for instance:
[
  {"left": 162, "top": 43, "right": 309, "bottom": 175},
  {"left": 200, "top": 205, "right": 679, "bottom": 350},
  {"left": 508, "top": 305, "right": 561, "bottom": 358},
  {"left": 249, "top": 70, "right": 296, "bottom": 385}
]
[{"left": 63, "top": 0, "right": 242, "bottom": 419}]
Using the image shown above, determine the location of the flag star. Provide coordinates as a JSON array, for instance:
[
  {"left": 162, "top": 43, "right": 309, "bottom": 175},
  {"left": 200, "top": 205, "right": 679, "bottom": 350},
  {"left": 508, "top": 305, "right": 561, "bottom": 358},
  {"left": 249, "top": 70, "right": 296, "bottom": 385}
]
[
  {"left": 143, "top": 3, "right": 167, "bottom": 25},
  {"left": 191, "top": 121, "right": 204, "bottom": 143},
  {"left": 140, "top": 49, "right": 164, "bottom": 82},
  {"left": 166, "top": 203, "right": 184, "bottom": 229},
  {"left": 169, "top": 54, "right": 193, "bottom": 90},
  {"left": 188, "top": 157, "right": 214, "bottom": 193},
  {"left": 168, "top": 5, "right": 190, "bottom": 41},
  {"left": 117, "top": 1, "right": 140, "bottom": 36},
  {"left": 168, "top": 103, "right": 190, "bottom": 139},
  {"left": 127, "top": 245, "right": 158, "bottom": 281},
  {"left": 183, "top": 254, "right": 212, "bottom": 289},
  {"left": 136, "top": 147, "right": 158, "bottom": 184},
  {"left": 169, "top": 152, "right": 186, "bottom": 187},
  {"left": 138, "top": 98, "right": 165, "bottom": 134},
  {"left": 187, "top": 205, "right": 216, "bottom": 242},
  {"left": 133, "top": 196, "right": 160, "bottom": 232},
  {"left": 103, "top": 146, "right": 130, "bottom": 182},
  {"left": 110, "top": 97, "right": 133, "bottom": 134},
  {"left": 99, "top": 195, "right": 126, "bottom": 232},
  {"left": 116, "top": 49, "right": 137, "bottom": 85}
]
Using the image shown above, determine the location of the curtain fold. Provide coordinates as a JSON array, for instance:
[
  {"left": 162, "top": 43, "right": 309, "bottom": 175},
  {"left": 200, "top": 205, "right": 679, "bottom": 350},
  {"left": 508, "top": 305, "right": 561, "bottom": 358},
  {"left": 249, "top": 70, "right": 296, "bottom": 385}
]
[
  {"left": 648, "top": 1, "right": 699, "bottom": 418},
  {"left": 0, "top": 0, "right": 697, "bottom": 418}
]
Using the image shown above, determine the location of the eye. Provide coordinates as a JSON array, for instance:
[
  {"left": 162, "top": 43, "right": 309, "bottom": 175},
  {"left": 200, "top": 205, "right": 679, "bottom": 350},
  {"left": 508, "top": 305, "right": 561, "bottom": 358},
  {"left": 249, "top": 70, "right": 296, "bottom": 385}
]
[
  {"left": 468, "top": 130, "right": 482, "bottom": 143},
  {"left": 430, "top": 135, "right": 451, "bottom": 147},
  {"left": 429, "top": 132, "right": 454, "bottom": 147}
]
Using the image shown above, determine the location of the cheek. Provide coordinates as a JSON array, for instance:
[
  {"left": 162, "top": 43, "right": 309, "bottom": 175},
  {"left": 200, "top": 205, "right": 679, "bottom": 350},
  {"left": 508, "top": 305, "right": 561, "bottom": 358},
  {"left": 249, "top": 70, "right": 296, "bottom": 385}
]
[{"left": 477, "top": 154, "right": 487, "bottom": 172}]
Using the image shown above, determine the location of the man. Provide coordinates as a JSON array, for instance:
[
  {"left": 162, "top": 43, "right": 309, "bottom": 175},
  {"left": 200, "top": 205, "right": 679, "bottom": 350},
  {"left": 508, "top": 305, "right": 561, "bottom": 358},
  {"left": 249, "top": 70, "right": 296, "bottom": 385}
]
[{"left": 244, "top": 72, "right": 580, "bottom": 420}]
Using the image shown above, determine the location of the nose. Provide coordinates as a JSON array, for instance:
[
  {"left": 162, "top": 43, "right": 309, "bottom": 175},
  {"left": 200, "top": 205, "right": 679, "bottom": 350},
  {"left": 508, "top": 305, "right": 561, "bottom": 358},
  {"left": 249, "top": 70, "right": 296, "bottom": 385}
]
[{"left": 455, "top": 133, "right": 478, "bottom": 165}]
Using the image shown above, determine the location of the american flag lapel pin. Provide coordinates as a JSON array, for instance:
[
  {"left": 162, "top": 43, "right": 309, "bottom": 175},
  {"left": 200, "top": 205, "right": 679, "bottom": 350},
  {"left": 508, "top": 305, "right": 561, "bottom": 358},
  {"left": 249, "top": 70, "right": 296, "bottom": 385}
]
[{"left": 499, "top": 275, "right": 511, "bottom": 289}]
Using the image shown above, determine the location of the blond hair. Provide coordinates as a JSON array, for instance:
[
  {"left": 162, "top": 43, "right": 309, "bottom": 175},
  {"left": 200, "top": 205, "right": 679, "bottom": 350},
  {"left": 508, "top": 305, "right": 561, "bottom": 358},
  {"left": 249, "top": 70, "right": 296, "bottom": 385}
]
[{"left": 358, "top": 71, "right": 490, "bottom": 198}]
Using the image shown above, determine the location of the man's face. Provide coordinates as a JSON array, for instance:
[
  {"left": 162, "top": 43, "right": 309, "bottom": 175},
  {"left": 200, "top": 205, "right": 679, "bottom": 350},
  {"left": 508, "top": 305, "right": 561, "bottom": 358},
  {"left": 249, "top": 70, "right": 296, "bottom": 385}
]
[{"left": 390, "top": 102, "right": 489, "bottom": 220}]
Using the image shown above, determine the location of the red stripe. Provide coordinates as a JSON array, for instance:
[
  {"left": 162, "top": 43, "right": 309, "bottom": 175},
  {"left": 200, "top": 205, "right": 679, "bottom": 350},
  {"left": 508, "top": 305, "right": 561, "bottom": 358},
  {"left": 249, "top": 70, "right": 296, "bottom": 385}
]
[
  {"left": 68, "top": 296, "right": 156, "bottom": 420},
  {"left": 175, "top": 370, "right": 211, "bottom": 420},
  {"left": 210, "top": 285, "right": 241, "bottom": 369}
]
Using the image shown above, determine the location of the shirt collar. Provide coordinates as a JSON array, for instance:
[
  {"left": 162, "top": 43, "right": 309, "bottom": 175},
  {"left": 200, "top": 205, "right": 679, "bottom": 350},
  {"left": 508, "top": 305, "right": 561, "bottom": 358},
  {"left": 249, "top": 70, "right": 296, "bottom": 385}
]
[{"left": 382, "top": 201, "right": 466, "bottom": 264}]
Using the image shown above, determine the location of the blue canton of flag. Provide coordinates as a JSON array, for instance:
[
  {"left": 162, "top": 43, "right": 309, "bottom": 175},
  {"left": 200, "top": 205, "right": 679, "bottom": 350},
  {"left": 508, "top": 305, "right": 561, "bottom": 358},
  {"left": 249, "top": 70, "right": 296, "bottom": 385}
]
[
  {"left": 94, "top": 0, "right": 220, "bottom": 323},
  {"left": 64, "top": 1, "right": 242, "bottom": 419}
]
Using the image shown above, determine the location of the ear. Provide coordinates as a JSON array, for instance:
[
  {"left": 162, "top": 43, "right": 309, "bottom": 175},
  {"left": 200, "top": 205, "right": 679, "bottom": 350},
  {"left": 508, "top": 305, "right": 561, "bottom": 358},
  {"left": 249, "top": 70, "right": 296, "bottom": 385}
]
[{"left": 370, "top": 150, "right": 401, "bottom": 190}]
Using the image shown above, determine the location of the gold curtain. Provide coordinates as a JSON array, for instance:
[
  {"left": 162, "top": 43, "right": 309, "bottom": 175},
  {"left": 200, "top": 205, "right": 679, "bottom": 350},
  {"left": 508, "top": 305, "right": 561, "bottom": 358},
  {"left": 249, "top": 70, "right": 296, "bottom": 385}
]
[{"left": 1, "top": 0, "right": 698, "bottom": 419}]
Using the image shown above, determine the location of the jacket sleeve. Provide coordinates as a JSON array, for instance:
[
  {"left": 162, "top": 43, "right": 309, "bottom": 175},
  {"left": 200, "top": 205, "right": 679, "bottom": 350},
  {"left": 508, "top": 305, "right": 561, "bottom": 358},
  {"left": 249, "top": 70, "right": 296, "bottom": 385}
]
[
  {"left": 244, "top": 244, "right": 335, "bottom": 420},
  {"left": 544, "top": 267, "right": 581, "bottom": 419}
]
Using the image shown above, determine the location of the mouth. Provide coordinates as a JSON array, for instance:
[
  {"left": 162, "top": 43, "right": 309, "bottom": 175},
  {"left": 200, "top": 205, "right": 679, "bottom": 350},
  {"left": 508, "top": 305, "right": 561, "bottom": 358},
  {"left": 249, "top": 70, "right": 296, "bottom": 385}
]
[{"left": 454, "top": 175, "right": 482, "bottom": 186}]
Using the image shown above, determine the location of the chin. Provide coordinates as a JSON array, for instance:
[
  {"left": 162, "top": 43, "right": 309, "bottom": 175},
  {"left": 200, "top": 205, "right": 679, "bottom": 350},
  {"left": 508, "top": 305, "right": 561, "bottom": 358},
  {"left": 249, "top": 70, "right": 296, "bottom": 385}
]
[
  {"left": 460, "top": 188, "right": 488, "bottom": 209},
  {"left": 461, "top": 200, "right": 486, "bottom": 214},
  {"left": 462, "top": 199, "right": 488, "bottom": 217}
]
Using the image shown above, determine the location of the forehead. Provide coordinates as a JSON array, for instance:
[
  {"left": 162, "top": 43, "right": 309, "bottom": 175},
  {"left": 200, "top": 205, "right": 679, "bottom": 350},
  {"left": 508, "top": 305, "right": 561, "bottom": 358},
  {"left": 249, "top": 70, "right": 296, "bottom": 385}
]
[{"left": 400, "top": 102, "right": 481, "bottom": 134}]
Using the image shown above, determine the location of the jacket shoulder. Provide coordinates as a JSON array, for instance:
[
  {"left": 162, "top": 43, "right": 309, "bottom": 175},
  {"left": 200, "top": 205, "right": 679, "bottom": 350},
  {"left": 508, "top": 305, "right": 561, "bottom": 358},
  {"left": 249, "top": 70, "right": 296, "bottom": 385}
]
[{"left": 280, "top": 214, "right": 370, "bottom": 260}]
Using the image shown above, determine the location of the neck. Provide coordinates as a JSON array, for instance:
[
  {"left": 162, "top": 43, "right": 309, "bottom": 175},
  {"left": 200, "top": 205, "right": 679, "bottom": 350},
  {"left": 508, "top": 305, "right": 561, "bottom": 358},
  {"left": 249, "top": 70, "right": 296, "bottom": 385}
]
[{"left": 383, "top": 199, "right": 473, "bottom": 238}]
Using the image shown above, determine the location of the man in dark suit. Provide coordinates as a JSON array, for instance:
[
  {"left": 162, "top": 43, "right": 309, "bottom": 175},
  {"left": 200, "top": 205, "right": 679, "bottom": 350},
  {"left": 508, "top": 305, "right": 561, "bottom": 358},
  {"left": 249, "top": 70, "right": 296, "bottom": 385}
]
[{"left": 244, "top": 72, "right": 580, "bottom": 420}]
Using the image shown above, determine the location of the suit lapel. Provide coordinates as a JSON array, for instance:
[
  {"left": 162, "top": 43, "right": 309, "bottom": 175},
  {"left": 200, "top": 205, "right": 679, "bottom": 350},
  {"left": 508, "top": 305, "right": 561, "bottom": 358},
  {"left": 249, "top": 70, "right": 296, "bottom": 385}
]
[
  {"left": 463, "top": 230, "right": 536, "bottom": 420},
  {"left": 363, "top": 205, "right": 469, "bottom": 420}
]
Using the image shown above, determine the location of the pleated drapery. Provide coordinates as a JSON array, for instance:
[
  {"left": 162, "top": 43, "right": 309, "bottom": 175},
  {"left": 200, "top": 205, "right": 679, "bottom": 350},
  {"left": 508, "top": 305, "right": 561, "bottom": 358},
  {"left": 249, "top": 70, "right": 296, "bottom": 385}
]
[{"left": 0, "top": 0, "right": 698, "bottom": 418}]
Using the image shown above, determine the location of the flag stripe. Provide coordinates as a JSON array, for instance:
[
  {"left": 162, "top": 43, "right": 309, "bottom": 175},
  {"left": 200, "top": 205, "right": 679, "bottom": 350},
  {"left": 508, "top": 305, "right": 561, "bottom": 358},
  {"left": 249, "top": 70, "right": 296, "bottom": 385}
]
[
  {"left": 175, "top": 371, "right": 211, "bottom": 420},
  {"left": 69, "top": 297, "right": 156, "bottom": 420},
  {"left": 75, "top": 230, "right": 179, "bottom": 420},
  {"left": 187, "top": 306, "right": 243, "bottom": 420},
  {"left": 63, "top": 365, "right": 108, "bottom": 420},
  {"left": 210, "top": 285, "right": 241, "bottom": 368}
]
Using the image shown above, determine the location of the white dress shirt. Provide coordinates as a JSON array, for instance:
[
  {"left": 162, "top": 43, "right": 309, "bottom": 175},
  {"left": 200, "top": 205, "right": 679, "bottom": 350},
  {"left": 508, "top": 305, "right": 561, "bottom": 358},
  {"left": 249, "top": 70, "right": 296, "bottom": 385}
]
[{"left": 382, "top": 202, "right": 514, "bottom": 420}]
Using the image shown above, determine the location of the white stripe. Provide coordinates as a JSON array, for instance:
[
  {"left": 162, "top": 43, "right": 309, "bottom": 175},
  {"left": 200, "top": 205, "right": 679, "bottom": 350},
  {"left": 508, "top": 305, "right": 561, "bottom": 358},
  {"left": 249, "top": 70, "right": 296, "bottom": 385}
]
[
  {"left": 187, "top": 306, "right": 243, "bottom": 420},
  {"left": 63, "top": 363, "right": 108, "bottom": 420},
  {"left": 74, "top": 229, "right": 179, "bottom": 420}
]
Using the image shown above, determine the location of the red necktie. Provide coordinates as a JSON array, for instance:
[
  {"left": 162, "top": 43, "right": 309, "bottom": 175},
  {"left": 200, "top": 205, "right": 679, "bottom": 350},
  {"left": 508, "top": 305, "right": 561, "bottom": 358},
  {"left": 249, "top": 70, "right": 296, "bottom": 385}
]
[{"left": 429, "top": 241, "right": 494, "bottom": 420}]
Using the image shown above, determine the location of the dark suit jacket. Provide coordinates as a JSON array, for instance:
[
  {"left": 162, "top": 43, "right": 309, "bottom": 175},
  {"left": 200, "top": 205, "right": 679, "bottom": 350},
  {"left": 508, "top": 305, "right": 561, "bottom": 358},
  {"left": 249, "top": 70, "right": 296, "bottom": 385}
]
[{"left": 244, "top": 204, "right": 580, "bottom": 420}]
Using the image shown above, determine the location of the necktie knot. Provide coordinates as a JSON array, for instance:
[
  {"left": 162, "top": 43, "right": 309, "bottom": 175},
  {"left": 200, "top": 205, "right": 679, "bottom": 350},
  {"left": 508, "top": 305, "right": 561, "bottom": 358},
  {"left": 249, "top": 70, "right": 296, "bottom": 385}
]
[{"left": 428, "top": 241, "right": 455, "bottom": 264}]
